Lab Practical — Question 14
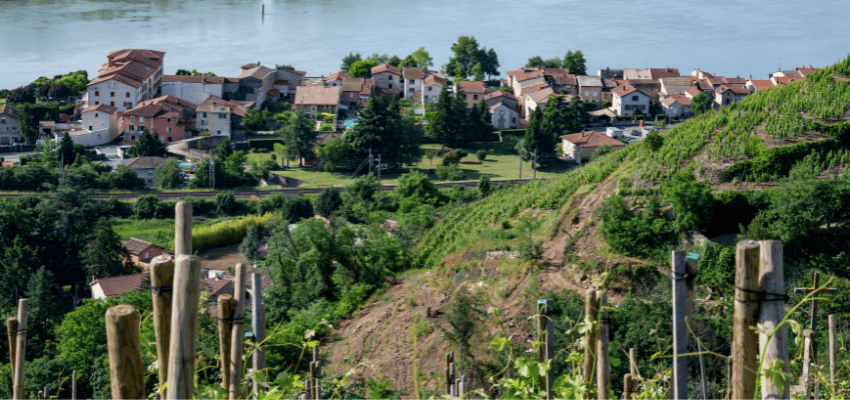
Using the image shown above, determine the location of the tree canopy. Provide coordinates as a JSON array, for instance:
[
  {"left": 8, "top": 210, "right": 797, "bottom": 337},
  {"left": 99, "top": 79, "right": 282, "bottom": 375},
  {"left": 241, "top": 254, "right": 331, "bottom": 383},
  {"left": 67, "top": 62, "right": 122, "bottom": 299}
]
[
  {"left": 343, "top": 95, "right": 421, "bottom": 166},
  {"left": 690, "top": 92, "right": 712, "bottom": 114},
  {"left": 526, "top": 56, "right": 563, "bottom": 69},
  {"left": 127, "top": 128, "right": 167, "bottom": 157},
  {"left": 444, "top": 36, "right": 499, "bottom": 80},
  {"left": 280, "top": 108, "right": 318, "bottom": 166},
  {"left": 348, "top": 59, "right": 379, "bottom": 78},
  {"left": 563, "top": 50, "right": 587, "bottom": 75}
]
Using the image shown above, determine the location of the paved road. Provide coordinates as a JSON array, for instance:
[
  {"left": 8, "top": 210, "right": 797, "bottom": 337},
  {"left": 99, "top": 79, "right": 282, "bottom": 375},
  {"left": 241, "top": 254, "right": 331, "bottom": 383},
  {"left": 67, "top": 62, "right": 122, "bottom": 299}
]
[{"left": 0, "top": 178, "right": 539, "bottom": 201}]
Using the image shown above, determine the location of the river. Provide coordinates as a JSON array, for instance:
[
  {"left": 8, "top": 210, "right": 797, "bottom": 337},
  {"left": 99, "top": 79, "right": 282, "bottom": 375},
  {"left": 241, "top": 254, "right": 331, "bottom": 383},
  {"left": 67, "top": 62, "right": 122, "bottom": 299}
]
[{"left": 1, "top": 0, "right": 849, "bottom": 88}]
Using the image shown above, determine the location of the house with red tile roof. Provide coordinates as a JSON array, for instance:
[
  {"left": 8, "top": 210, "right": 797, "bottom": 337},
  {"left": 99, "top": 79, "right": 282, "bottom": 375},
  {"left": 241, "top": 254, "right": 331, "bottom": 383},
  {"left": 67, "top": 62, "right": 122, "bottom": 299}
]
[
  {"left": 403, "top": 67, "right": 443, "bottom": 101},
  {"left": 68, "top": 104, "right": 120, "bottom": 147},
  {"left": 0, "top": 105, "right": 23, "bottom": 146},
  {"left": 510, "top": 70, "right": 546, "bottom": 97},
  {"left": 161, "top": 75, "right": 242, "bottom": 104},
  {"left": 121, "top": 95, "right": 197, "bottom": 144},
  {"left": 90, "top": 273, "right": 146, "bottom": 300},
  {"left": 454, "top": 81, "right": 490, "bottom": 108},
  {"left": 86, "top": 49, "right": 165, "bottom": 111},
  {"left": 659, "top": 77, "right": 696, "bottom": 97},
  {"left": 490, "top": 101, "right": 519, "bottom": 130},
  {"left": 660, "top": 95, "right": 691, "bottom": 118},
  {"left": 486, "top": 90, "right": 518, "bottom": 110},
  {"left": 771, "top": 76, "right": 804, "bottom": 86},
  {"left": 561, "top": 130, "right": 627, "bottom": 164},
  {"left": 714, "top": 85, "right": 749, "bottom": 108},
  {"left": 340, "top": 78, "right": 374, "bottom": 110},
  {"left": 197, "top": 96, "right": 249, "bottom": 138},
  {"left": 685, "top": 87, "right": 704, "bottom": 100},
  {"left": 295, "top": 86, "right": 342, "bottom": 117},
  {"left": 326, "top": 71, "right": 349, "bottom": 87},
  {"left": 746, "top": 79, "right": 775, "bottom": 92},
  {"left": 371, "top": 63, "right": 402, "bottom": 98},
  {"left": 576, "top": 75, "right": 603, "bottom": 103},
  {"left": 611, "top": 85, "right": 650, "bottom": 116},
  {"left": 421, "top": 75, "right": 447, "bottom": 104}
]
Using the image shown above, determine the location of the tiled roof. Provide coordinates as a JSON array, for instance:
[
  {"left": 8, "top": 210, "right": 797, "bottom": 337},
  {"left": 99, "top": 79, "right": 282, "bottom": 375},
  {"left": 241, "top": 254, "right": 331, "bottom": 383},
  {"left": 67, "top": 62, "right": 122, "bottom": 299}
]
[
  {"left": 507, "top": 68, "right": 538, "bottom": 77},
  {"left": 661, "top": 94, "right": 691, "bottom": 106},
  {"left": 403, "top": 67, "right": 427, "bottom": 79},
  {"left": 81, "top": 104, "right": 118, "bottom": 114},
  {"left": 696, "top": 79, "right": 714, "bottom": 91},
  {"left": 99, "top": 61, "right": 157, "bottom": 82},
  {"left": 576, "top": 75, "right": 602, "bottom": 87},
  {"left": 120, "top": 157, "right": 169, "bottom": 170},
  {"left": 341, "top": 78, "right": 365, "bottom": 92},
  {"left": 456, "top": 81, "right": 488, "bottom": 94},
  {"left": 197, "top": 96, "right": 248, "bottom": 117},
  {"left": 716, "top": 85, "right": 750, "bottom": 95},
  {"left": 108, "top": 49, "right": 165, "bottom": 63},
  {"left": 239, "top": 65, "right": 275, "bottom": 80},
  {"left": 92, "top": 273, "right": 146, "bottom": 297},
  {"left": 774, "top": 76, "right": 803, "bottom": 84},
  {"left": 295, "top": 86, "right": 341, "bottom": 106},
  {"left": 612, "top": 85, "right": 648, "bottom": 98},
  {"left": 279, "top": 68, "right": 306, "bottom": 76},
  {"left": 137, "top": 95, "right": 198, "bottom": 111},
  {"left": 748, "top": 79, "right": 775, "bottom": 91},
  {"left": 520, "top": 83, "right": 551, "bottom": 97},
  {"left": 686, "top": 87, "right": 703, "bottom": 97},
  {"left": 202, "top": 278, "right": 232, "bottom": 297},
  {"left": 722, "top": 77, "right": 747, "bottom": 85},
  {"left": 561, "top": 130, "right": 627, "bottom": 148},
  {"left": 423, "top": 75, "right": 446, "bottom": 86},
  {"left": 490, "top": 101, "right": 518, "bottom": 112},
  {"left": 486, "top": 90, "right": 517, "bottom": 101},
  {"left": 123, "top": 238, "right": 156, "bottom": 254},
  {"left": 515, "top": 70, "right": 545, "bottom": 82},
  {"left": 795, "top": 67, "right": 818, "bottom": 77},
  {"left": 0, "top": 105, "right": 19, "bottom": 117},
  {"left": 371, "top": 63, "right": 401, "bottom": 76},
  {"left": 327, "top": 71, "right": 349, "bottom": 82},
  {"left": 528, "top": 87, "right": 555, "bottom": 104},
  {"left": 649, "top": 68, "right": 680, "bottom": 80},
  {"left": 87, "top": 73, "right": 142, "bottom": 88},
  {"left": 162, "top": 75, "right": 232, "bottom": 84},
  {"left": 556, "top": 74, "right": 577, "bottom": 86},
  {"left": 541, "top": 68, "right": 570, "bottom": 76}
]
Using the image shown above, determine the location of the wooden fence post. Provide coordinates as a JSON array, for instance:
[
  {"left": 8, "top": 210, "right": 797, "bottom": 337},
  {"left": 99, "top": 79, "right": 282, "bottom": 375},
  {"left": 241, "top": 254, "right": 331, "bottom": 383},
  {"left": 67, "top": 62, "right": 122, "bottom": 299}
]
[
  {"left": 538, "top": 299, "right": 554, "bottom": 400},
  {"left": 446, "top": 352, "right": 454, "bottom": 396},
  {"left": 229, "top": 264, "right": 248, "bottom": 400},
  {"left": 732, "top": 240, "right": 760, "bottom": 400},
  {"left": 629, "top": 348, "right": 637, "bottom": 378},
  {"left": 71, "top": 370, "right": 76, "bottom": 400},
  {"left": 218, "top": 294, "right": 236, "bottom": 390},
  {"left": 166, "top": 255, "right": 202, "bottom": 400},
  {"left": 583, "top": 289, "right": 599, "bottom": 399},
  {"left": 312, "top": 346, "right": 321, "bottom": 400},
  {"left": 150, "top": 255, "right": 174, "bottom": 399},
  {"left": 105, "top": 304, "right": 143, "bottom": 400},
  {"left": 252, "top": 272, "right": 265, "bottom": 396},
  {"left": 6, "top": 318, "right": 17, "bottom": 367},
  {"left": 801, "top": 330, "right": 814, "bottom": 399},
  {"left": 758, "top": 240, "right": 789, "bottom": 399},
  {"left": 596, "top": 290, "right": 610, "bottom": 399},
  {"left": 13, "top": 299, "right": 27, "bottom": 400},
  {"left": 623, "top": 373, "right": 634, "bottom": 400},
  {"left": 671, "top": 250, "right": 688, "bottom": 400},
  {"left": 828, "top": 314, "right": 836, "bottom": 390},
  {"left": 175, "top": 201, "right": 192, "bottom": 256}
]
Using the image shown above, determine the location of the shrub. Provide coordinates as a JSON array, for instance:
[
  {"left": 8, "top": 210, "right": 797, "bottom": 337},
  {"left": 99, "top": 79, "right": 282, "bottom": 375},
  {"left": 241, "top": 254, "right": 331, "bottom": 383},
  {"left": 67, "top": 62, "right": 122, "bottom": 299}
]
[
  {"left": 441, "top": 151, "right": 459, "bottom": 166},
  {"left": 477, "top": 175, "right": 492, "bottom": 197},
  {"left": 314, "top": 187, "right": 343, "bottom": 216},
  {"left": 476, "top": 150, "right": 488, "bottom": 161},
  {"left": 192, "top": 213, "right": 275, "bottom": 252},
  {"left": 501, "top": 135, "right": 520, "bottom": 154},
  {"left": 247, "top": 138, "right": 283, "bottom": 150},
  {"left": 435, "top": 165, "right": 465, "bottom": 180},
  {"left": 320, "top": 122, "right": 334, "bottom": 132},
  {"left": 214, "top": 191, "right": 236, "bottom": 215},
  {"left": 455, "top": 149, "right": 469, "bottom": 160}
]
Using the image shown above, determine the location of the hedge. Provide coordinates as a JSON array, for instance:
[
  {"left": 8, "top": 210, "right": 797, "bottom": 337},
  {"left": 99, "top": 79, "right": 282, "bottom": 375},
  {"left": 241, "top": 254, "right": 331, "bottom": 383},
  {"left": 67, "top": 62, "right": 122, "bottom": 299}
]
[
  {"left": 500, "top": 129, "right": 526, "bottom": 137},
  {"left": 248, "top": 138, "right": 284, "bottom": 150}
]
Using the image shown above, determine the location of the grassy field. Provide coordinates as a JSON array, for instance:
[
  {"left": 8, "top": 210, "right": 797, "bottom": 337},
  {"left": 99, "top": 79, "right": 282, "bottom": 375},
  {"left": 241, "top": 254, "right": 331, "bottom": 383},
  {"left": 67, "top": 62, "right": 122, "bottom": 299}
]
[
  {"left": 113, "top": 216, "right": 235, "bottom": 250},
  {"left": 260, "top": 142, "right": 577, "bottom": 188}
]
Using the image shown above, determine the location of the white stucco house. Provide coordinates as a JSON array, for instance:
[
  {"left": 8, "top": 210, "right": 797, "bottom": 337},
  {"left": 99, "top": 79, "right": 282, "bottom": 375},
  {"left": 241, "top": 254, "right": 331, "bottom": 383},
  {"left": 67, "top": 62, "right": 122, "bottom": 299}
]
[
  {"left": 611, "top": 85, "right": 650, "bottom": 116},
  {"left": 660, "top": 95, "right": 691, "bottom": 118},
  {"left": 68, "top": 104, "right": 121, "bottom": 147},
  {"left": 490, "top": 102, "right": 519, "bottom": 130}
]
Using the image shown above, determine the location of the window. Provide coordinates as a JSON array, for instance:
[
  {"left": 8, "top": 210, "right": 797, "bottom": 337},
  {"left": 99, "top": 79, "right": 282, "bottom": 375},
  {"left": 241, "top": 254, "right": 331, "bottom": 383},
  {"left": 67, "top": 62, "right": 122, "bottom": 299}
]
[
  {"left": 216, "top": 129, "right": 222, "bottom": 135},
  {"left": 110, "top": 101, "right": 115, "bottom": 106},
  {"left": 167, "top": 127, "right": 172, "bottom": 133},
  {"left": 409, "top": 88, "right": 414, "bottom": 93},
  {"left": 126, "top": 92, "right": 130, "bottom": 97},
  {"left": 473, "top": 95, "right": 478, "bottom": 100},
  {"left": 95, "top": 101, "right": 99, "bottom": 105},
  {"left": 129, "top": 124, "right": 135, "bottom": 131},
  {"left": 388, "top": 84, "right": 393, "bottom": 89},
  {"left": 95, "top": 91, "right": 99, "bottom": 96},
  {"left": 124, "top": 102, "right": 132, "bottom": 109},
  {"left": 583, "top": 91, "right": 589, "bottom": 96},
  {"left": 131, "top": 116, "right": 135, "bottom": 122},
  {"left": 167, "top": 136, "right": 172, "bottom": 142},
  {"left": 88, "top": 125, "right": 93, "bottom": 131},
  {"left": 512, "top": 117, "right": 517, "bottom": 123},
  {"left": 725, "top": 99, "right": 730, "bottom": 105},
  {"left": 167, "top": 118, "right": 171, "bottom": 124},
  {"left": 378, "top": 75, "right": 384, "bottom": 80},
  {"left": 140, "top": 117, "right": 144, "bottom": 122},
  {"left": 409, "top": 79, "right": 415, "bottom": 84},
  {"left": 131, "top": 135, "right": 136, "bottom": 141},
  {"left": 201, "top": 120, "right": 206, "bottom": 126},
  {"left": 592, "top": 91, "right": 598, "bottom": 96},
  {"left": 203, "top": 112, "right": 207, "bottom": 118},
  {"left": 427, "top": 87, "right": 432, "bottom": 91},
  {"left": 218, "top": 113, "right": 226, "bottom": 119},
  {"left": 632, "top": 95, "right": 639, "bottom": 101},
  {"left": 95, "top": 113, "right": 99, "bottom": 118},
  {"left": 110, "top": 92, "right": 115, "bottom": 97}
]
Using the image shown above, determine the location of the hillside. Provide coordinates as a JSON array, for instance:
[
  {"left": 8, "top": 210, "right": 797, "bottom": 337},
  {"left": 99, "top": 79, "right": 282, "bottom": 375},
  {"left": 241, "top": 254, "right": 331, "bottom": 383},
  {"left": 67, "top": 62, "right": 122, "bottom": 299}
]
[{"left": 322, "top": 57, "right": 850, "bottom": 397}]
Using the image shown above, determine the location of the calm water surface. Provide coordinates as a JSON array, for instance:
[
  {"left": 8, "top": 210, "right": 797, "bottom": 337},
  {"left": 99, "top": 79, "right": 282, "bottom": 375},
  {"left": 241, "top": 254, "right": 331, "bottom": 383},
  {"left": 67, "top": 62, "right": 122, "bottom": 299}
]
[{"left": 1, "top": 0, "right": 849, "bottom": 88}]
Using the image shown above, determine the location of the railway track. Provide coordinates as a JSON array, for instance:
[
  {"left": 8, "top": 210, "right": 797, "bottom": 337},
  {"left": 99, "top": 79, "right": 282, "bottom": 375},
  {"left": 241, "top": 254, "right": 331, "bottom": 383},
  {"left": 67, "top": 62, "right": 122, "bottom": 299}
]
[{"left": 0, "top": 179, "right": 538, "bottom": 201}]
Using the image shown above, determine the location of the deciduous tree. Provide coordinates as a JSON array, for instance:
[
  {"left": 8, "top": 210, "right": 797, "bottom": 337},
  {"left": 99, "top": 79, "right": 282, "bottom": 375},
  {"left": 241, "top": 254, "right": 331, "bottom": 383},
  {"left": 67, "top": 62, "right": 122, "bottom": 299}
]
[
  {"left": 127, "top": 128, "right": 166, "bottom": 157},
  {"left": 280, "top": 108, "right": 317, "bottom": 166}
]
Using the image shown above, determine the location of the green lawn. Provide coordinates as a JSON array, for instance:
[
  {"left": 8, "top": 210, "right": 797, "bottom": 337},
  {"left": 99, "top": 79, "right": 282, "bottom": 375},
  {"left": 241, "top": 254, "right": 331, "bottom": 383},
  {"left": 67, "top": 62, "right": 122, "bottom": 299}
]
[
  {"left": 113, "top": 217, "right": 236, "bottom": 250},
  {"left": 263, "top": 142, "right": 575, "bottom": 187}
]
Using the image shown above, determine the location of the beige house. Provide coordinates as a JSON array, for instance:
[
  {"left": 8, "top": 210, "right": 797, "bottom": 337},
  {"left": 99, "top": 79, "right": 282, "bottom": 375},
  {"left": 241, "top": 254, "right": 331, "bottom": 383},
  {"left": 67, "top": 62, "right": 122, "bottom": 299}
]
[
  {"left": 524, "top": 87, "right": 556, "bottom": 116},
  {"left": 421, "top": 75, "right": 446, "bottom": 104},
  {"left": 90, "top": 273, "right": 146, "bottom": 300},
  {"left": 371, "top": 64, "right": 402, "bottom": 97},
  {"left": 197, "top": 96, "right": 248, "bottom": 137},
  {"left": 510, "top": 70, "right": 546, "bottom": 96},
  {"left": 746, "top": 79, "right": 775, "bottom": 93},
  {"left": 714, "top": 85, "right": 749, "bottom": 108},
  {"left": 486, "top": 90, "right": 518, "bottom": 110},
  {"left": 86, "top": 49, "right": 165, "bottom": 110},
  {"left": 403, "top": 67, "right": 442, "bottom": 101},
  {"left": 490, "top": 102, "right": 519, "bottom": 130},
  {"left": 326, "top": 71, "right": 349, "bottom": 87},
  {"left": 0, "top": 105, "right": 23, "bottom": 146},
  {"left": 454, "top": 81, "right": 489, "bottom": 108},
  {"left": 70, "top": 104, "right": 120, "bottom": 147},
  {"left": 561, "top": 130, "right": 627, "bottom": 164},
  {"left": 660, "top": 95, "right": 691, "bottom": 118},
  {"left": 295, "top": 86, "right": 342, "bottom": 117},
  {"left": 576, "top": 75, "right": 603, "bottom": 103}
]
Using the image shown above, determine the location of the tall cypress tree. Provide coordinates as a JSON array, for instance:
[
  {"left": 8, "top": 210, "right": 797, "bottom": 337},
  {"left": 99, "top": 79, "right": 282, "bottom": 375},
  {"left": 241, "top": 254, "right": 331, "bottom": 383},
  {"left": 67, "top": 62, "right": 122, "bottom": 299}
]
[{"left": 523, "top": 107, "right": 543, "bottom": 159}]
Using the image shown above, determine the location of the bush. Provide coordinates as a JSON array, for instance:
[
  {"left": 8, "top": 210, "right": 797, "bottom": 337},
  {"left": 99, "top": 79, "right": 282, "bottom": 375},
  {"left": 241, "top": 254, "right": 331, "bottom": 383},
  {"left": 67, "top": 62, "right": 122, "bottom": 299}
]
[
  {"left": 501, "top": 135, "right": 520, "bottom": 154},
  {"left": 455, "top": 149, "right": 469, "bottom": 160},
  {"left": 435, "top": 164, "right": 465, "bottom": 180},
  {"left": 214, "top": 191, "right": 236, "bottom": 215},
  {"left": 320, "top": 122, "right": 334, "bottom": 132},
  {"left": 477, "top": 175, "right": 492, "bottom": 196},
  {"left": 475, "top": 149, "right": 487, "bottom": 162},
  {"left": 499, "top": 129, "right": 526, "bottom": 137},
  {"left": 193, "top": 213, "right": 275, "bottom": 252},
  {"left": 248, "top": 138, "right": 284, "bottom": 151},
  {"left": 441, "top": 151, "right": 459, "bottom": 166},
  {"left": 314, "top": 187, "right": 343, "bottom": 216}
]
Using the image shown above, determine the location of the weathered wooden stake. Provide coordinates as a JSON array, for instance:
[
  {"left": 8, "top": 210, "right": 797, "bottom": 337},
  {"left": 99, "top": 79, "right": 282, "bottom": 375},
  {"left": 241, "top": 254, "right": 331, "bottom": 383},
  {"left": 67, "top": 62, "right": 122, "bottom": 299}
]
[
  {"left": 459, "top": 374, "right": 467, "bottom": 398},
  {"left": 229, "top": 263, "right": 248, "bottom": 400},
  {"left": 671, "top": 250, "right": 689, "bottom": 400},
  {"left": 446, "top": 352, "right": 454, "bottom": 396},
  {"left": 629, "top": 348, "right": 637, "bottom": 378},
  {"left": 43, "top": 387, "right": 47, "bottom": 399},
  {"left": 623, "top": 373, "right": 634, "bottom": 400},
  {"left": 537, "top": 299, "right": 554, "bottom": 400},
  {"left": 6, "top": 318, "right": 17, "bottom": 367},
  {"left": 802, "top": 330, "right": 814, "bottom": 399},
  {"left": 13, "top": 299, "right": 27, "bottom": 400},
  {"left": 71, "top": 370, "right": 76, "bottom": 400},
  {"left": 828, "top": 314, "right": 836, "bottom": 389},
  {"left": 252, "top": 272, "right": 265, "bottom": 396},
  {"left": 449, "top": 361, "right": 456, "bottom": 398},
  {"left": 582, "top": 289, "right": 599, "bottom": 399},
  {"left": 312, "top": 346, "right": 321, "bottom": 400},
  {"left": 758, "top": 240, "right": 789, "bottom": 399},
  {"left": 596, "top": 290, "right": 610, "bottom": 399},
  {"left": 150, "top": 254, "right": 174, "bottom": 399},
  {"left": 732, "top": 240, "right": 760, "bottom": 400},
  {"left": 218, "top": 294, "right": 236, "bottom": 389},
  {"left": 37, "top": 390, "right": 43, "bottom": 400},
  {"left": 166, "top": 255, "right": 202, "bottom": 400},
  {"left": 106, "top": 304, "right": 144, "bottom": 400},
  {"left": 175, "top": 201, "right": 192, "bottom": 256}
]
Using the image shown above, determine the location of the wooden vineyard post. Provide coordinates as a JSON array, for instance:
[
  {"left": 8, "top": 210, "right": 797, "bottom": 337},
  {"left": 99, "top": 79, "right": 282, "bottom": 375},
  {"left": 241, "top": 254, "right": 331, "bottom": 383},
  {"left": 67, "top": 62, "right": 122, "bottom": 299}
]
[
  {"left": 13, "top": 299, "right": 27, "bottom": 400},
  {"left": 150, "top": 254, "right": 174, "bottom": 399},
  {"left": 446, "top": 352, "right": 455, "bottom": 397},
  {"left": 537, "top": 299, "right": 554, "bottom": 400},
  {"left": 828, "top": 314, "right": 837, "bottom": 389},
  {"left": 623, "top": 373, "right": 634, "bottom": 400},
  {"left": 671, "top": 250, "right": 688, "bottom": 400},
  {"left": 794, "top": 271, "right": 838, "bottom": 400},
  {"left": 310, "top": 345, "right": 321, "bottom": 400},
  {"left": 758, "top": 240, "right": 789, "bottom": 399},
  {"left": 218, "top": 294, "right": 236, "bottom": 390},
  {"left": 229, "top": 264, "right": 248, "bottom": 400},
  {"left": 582, "top": 289, "right": 599, "bottom": 399},
  {"left": 732, "top": 240, "right": 760, "bottom": 400},
  {"left": 105, "top": 304, "right": 143, "bottom": 400},
  {"left": 596, "top": 290, "right": 610, "bottom": 400},
  {"left": 801, "top": 330, "right": 814, "bottom": 399},
  {"left": 629, "top": 348, "right": 637, "bottom": 378},
  {"left": 6, "top": 318, "right": 17, "bottom": 367},
  {"left": 458, "top": 374, "right": 466, "bottom": 398},
  {"left": 252, "top": 272, "right": 265, "bottom": 396},
  {"left": 166, "top": 255, "right": 202, "bottom": 400},
  {"left": 71, "top": 370, "right": 77, "bottom": 400},
  {"left": 175, "top": 201, "right": 192, "bottom": 256}
]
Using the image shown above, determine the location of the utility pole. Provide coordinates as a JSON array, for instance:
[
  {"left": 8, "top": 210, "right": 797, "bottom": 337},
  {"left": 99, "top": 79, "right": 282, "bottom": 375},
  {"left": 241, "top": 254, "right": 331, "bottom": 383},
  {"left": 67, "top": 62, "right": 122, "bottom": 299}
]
[
  {"left": 209, "top": 151, "right": 215, "bottom": 190},
  {"left": 367, "top": 148, "right": 374, "bottom": 175},
  {"left": 376, "top": 154, "right": 381, "bottom": 182},
  {"left": 531, "top": 150, "right": 538, "bottom": 180},
  {"left": 519, "top": 139, "right": 524, "bottom": 180}
]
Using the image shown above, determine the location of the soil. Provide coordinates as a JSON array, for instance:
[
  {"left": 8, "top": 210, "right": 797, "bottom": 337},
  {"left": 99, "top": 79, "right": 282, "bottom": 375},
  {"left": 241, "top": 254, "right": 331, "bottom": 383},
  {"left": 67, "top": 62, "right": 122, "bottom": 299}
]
[{"left": 196, "top": 244, "right": 249, "bottom": 271}]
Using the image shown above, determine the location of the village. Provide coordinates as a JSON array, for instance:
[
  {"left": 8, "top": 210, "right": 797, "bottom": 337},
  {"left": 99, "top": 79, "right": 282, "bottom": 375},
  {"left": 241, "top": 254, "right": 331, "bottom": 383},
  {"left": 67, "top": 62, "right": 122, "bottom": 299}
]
[{"left": 0, "top": 48, "right": 820, "bottom": 179}]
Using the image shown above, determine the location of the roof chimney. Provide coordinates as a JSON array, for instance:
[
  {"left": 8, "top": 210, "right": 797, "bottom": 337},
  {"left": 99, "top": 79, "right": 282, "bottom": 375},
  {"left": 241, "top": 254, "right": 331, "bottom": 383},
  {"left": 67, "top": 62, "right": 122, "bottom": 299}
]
[{"left": 639, "top": 120, "right": 643, "bottom": 129}]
